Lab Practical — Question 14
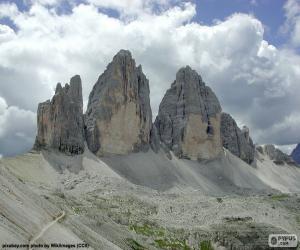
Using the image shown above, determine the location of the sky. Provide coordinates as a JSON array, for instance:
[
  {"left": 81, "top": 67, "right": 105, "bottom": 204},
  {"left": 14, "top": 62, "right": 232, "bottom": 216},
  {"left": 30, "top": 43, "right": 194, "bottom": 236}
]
[{"left": 0, "top": 0, "right": 300, "bottom": 157}]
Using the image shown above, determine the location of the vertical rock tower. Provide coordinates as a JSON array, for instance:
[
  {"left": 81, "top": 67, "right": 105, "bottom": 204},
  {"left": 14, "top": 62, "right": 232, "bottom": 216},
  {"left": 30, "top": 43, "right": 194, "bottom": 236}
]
[
  {"left": 34, "top": 75, "right": 85, "bottom": 155},
  {"left": 85, "top": 50, "right": 152, "bottom": 156},
  {"left": 220, "top": 113, "right": 255, "bottom": 164},
  {"left": 154, "top": 66, "right": 222, "bottom": 160}
]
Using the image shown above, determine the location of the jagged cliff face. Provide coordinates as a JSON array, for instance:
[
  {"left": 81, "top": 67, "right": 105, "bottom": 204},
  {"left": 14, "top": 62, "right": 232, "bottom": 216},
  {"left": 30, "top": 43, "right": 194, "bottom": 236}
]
[
  {"left": 257, "top": 144, "right": 296, "bottom": 165},
  {"left": 221, "top": 113, "right": 255, "bottom": 164},
  {"left": 85, "top": 50, "right": 152, "bottom": 156},
  {"left": 34, "top": 75, "right": 85, "bottom": 155},
  {"left": 154, "top": 66, "right": 222, "bottom": 160},
  {"left": 32, "top": 50, "right": 258, "bottom": 164},
  {"left": 291, "top": 144, "right": 300, "bottom": 164}
]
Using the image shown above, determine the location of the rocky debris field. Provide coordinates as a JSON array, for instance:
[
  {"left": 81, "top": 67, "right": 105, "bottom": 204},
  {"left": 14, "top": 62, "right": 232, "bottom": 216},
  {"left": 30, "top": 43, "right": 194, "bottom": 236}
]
[{"left": 1, "top": 149, "right": 300, "bottom": 250}]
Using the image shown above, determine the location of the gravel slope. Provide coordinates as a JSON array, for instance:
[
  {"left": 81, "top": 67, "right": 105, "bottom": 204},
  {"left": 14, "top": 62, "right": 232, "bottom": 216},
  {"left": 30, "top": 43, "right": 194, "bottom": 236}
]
[{"left": 0, "top": 148, "right": 299, "bottom": 249}]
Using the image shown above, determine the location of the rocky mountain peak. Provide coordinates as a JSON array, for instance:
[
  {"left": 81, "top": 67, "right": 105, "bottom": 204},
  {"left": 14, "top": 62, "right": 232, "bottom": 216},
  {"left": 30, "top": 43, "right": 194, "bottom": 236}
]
[
  {"left": 291, "top": 144, "right": 300, "bottom": 164},
  {"left": 113, "top": 49, "right": 132, "bottom": 59},
  {"left": 34, "top": 75, "right": 84, "bottom": 155},
  {"left": 153, "top": 66, "right": 222, "bottom": 160},
  {"left": 85, "top": 50, "right": 152, "bottom": 156},
  {"left": 109, "top": 49, "right": 136, "bottom": 73},
  {"left": 257, "top": 144, "right": 296, "bottom": 166},
  {"left": 221, "top": 113, "right": 255, "bottom": 164},
  {"left": 55, "top": 83, "right": 63, "bottom": 94},
  {"left": 175, "top": 66, "right": 203, "bottom": 87}
]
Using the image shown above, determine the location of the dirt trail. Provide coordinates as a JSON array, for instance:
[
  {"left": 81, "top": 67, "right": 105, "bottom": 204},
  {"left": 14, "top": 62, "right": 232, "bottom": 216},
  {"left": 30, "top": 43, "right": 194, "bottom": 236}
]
[{"left": 29, "top": 211, "right": 65, "bottom": 249}]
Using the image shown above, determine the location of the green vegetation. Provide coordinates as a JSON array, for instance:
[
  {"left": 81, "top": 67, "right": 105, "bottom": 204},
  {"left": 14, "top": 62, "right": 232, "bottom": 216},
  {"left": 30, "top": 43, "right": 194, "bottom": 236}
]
[
  {"left": 296, "top": 215, "right": 300, "bottom": 225},
  {"left": 125, "top": 238, "right": 146, "bottom": 250},
  {"left": 154, "top": 238, "right": 191, "bottom": 250},
  {"left": 17, "top": 177, "right": 25, "bottom": 183},
  {"left": 223, "top": 216, "right": 253, "bottom": 223},
  {"left": 216, "top": 198, "right": 223, "bottom": 203},
  {"left": 199, "top": 240, "right": 214, "bottom": 250},
  {"left": 129, "top": 223, "right": 165, "bottom": 237},
  {"left": 270, "top": 194, "right": 289, "bottom": 201},
  {"left": 72, "top": 207, "right": 82, "bottom": 214},
  {"left": 53, "top": 190, "right": 66, "bottom": 199},
  {"left": 129, "top": 223, "right": 193, "bottom": 250}
]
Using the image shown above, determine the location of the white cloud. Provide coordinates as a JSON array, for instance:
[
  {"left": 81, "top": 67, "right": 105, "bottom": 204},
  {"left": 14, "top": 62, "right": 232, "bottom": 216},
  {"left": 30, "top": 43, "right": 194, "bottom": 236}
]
[
  {"left": 0, "top": 24, "right": 16, "bottom": 43},
  {"left": 0, "top": 96, "right": 36, "bottom": 156},
  {"left": 0, "top": 1, "right": 300, "bottom": 156},
  {"left": 276, "top": 144, "right": 297, "bottom": 155},
  {"left": 0, "top": 96, "right": 7, "bottom": 115},
  {"left": 87, "top": 0, "right": 181, "bottom": 17},
  {"left": 281, "top": 0, "right": 300, "bottom": 47},
  {"left": 0, "top": 2, "right": 19, "bottom": 19}
]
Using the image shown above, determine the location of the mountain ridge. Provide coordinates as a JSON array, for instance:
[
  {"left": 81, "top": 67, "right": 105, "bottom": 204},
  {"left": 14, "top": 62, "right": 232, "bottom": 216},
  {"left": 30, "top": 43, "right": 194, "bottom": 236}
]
[
  {"left": 33, "top": 49, "right": 259, "bottom": 165},
  {"left": 1, "top": 49, "right": 300, "bottom": 250}
]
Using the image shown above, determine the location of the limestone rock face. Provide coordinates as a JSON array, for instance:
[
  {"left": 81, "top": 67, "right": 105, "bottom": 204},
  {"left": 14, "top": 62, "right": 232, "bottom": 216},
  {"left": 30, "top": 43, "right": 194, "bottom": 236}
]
[
  {"left": 154, "top": 66, "right": 222, "bottom": 160},
  {"left": 221, "top": 113, "right": 255, "bottom": 164},
  {"left": 291, "top": 144, "right": 300, "bottom": 164},
  {"left": 257, "top": 144, "right": 296, "bottom": 165},
  {"left": 85, "top": 50, "right": 152, "bottom": 156},
  {"left": 34, "top": 75, "right": 84, "bottom": 155}
]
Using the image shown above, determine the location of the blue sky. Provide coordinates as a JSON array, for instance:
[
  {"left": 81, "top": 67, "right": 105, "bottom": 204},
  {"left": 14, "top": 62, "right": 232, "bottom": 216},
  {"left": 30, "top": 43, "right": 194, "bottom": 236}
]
[
  {"left": 1, "top": 0, "right": 300, "bottom": 156},
  {"left": 195, "top": 0, "right": 287, "bottom": 47}
]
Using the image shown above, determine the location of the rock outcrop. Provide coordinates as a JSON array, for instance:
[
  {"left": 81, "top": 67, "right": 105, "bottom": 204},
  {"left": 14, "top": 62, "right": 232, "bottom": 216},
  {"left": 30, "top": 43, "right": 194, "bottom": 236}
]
[
  {"left": 291, "top": 144, "right": 300, "bottom": 164},
  {"left": 221, "top": 113, "right": 255, "bottom": 164},
  {"left": 85, "top": 50, "right": 152, "bottom": 156},
  {"left": 153, "top": 66, "right": 222, "bottom": 160},
  {"left": 256, "top": 144, "right": 296, "bottom": 165},
  {"left": 34, "top": 75, "right": 85, "bottom": 155}
]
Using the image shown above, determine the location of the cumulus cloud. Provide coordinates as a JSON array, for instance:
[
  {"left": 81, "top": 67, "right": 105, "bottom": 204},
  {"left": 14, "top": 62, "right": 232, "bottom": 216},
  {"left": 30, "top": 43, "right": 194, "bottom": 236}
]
[
  {"left": 0, "top": 0, "right": 300, "bottom": 156},
  {"left": 87, "top": 0, "right": 180, "bottom": 17},
  {"left": 0, "top": 97, "right": 36, "bottom": 157},
  {"left": 277, "top": 144, "right": 297, "bottom": 155},
  {"left": 0, "top": 2, "right": 19, "bottom": 19},
  {"left": 281, "top": 0, "right": 300, "bottom": 47}
]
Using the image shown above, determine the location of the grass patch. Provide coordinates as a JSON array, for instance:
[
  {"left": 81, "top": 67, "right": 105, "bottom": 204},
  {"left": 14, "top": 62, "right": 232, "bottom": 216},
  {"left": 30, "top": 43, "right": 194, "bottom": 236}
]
[
  {"left": 216, "top": 198, "right": 223, "bottom": 203},
  {"left": 53, "top": 190, "right": 66, "bottom": 199},
  {"left": 200, "top": 240, "right": 214, "bottom": 250},
  {"left": 223, "top": 216, "right": 253, "bottom": 223},
  {"left": 270, "top": 194, "right": 289, "bottom": 201},
  {"left": 72, "top": 207, "right": 82, "bottom": 214},
  {"left": 154, "top": 238, "right": 191, "bottom": 250},
  {"left": 125, "top": 238, "right": 146, "bottom": 250},
  {"left": 129, "top": 223, "right": 165, "bottom": 237},
  {"left": 296, "top": 215, "right": 300, "bottom": 225},
  {"left": 129, "top": 223, "right": 192, "bottom": 249}
]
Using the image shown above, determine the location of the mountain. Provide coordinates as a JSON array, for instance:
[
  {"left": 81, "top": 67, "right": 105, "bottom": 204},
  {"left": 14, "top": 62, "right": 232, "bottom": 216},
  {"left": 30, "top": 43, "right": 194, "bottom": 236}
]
[
  {"left": 85, "top": 50, "right": 152, "bottom": 156},
  {"left": 153, "top": 66, "right": 222, "bottom": 160},
  {"left": 221, "top": 113, "right": 255, "bottom": 164},
  {"left": 1, "top": 50, "right": 300, "bottom": 250},
  {"left": 33, "top": 75, "right": 85, "bottom": 155},
  {"left": 32, "top": 51, "right": 256, "bottom": 164},
  {"left": 291, "top": 143, "right": 300, "bottom": 164},
  {"left": 256, "top": 144, "right": 296, "bottom": 165}
]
